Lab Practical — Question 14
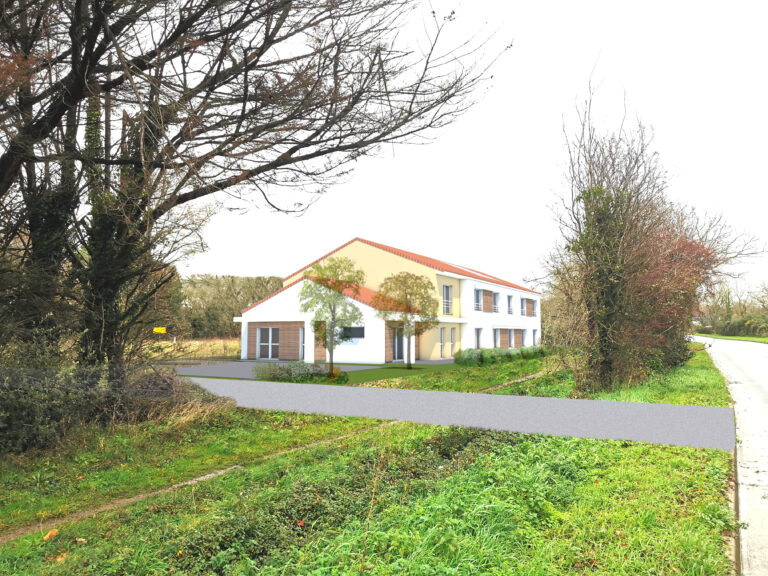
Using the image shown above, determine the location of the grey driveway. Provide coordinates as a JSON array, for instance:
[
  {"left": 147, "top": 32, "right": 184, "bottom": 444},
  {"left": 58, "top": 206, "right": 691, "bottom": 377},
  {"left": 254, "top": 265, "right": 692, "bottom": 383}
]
[
  {"left": 189, "top": 377, "right": 734, "bottom": 450},
  {"left": 695, "top": 336, "right": 768, "bottom": 576}
]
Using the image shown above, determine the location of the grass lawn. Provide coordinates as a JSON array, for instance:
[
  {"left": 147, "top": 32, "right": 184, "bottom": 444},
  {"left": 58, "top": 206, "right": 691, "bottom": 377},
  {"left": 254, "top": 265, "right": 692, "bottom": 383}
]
[
  {"left": 0, "top": 345, "right": 736, "bottom": 574},
  {"left": 492, "top": 345, "right": 732, "bottom": 407},
  {"left": 0, "top": 424, "right": 733, "bottom": 575},
  {"left": 0, "top": 405, "right": 375, "bottom": 533},
  {"left": 349, "top": 357, "right": 543, "bottom": 390},
  {"left": 695, "top": 332, "right": 768, "bottom": 344}
]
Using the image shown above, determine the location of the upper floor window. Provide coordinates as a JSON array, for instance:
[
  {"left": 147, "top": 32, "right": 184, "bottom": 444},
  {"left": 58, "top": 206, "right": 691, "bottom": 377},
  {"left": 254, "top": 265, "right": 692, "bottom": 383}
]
[
  {"left": 507, "top": 295, "right": 514, "bottom": 314},
  {"left": 492, "top": 292, "right": 499, "bottom": 313},
  {"left": 521, "top": 297, "right": 537, "bottom": 316},
  {"left": 474, "top": 289, "right": 482, "bottom": 311},
  {"left": 442, "top": 285, "right": 452, "bottom": 315}
]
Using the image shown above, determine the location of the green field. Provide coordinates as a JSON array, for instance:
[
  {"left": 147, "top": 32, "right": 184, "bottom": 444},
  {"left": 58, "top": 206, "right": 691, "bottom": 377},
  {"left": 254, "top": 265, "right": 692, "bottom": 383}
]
[
  {"left": 144, "top": 338, "right": 241, "bottom": 360},
  {"left": 695, "top": 332, "right": 768, "bottom": 344},
  {"left": 0, "top": 346, "right": 736, "bottom": 575}
]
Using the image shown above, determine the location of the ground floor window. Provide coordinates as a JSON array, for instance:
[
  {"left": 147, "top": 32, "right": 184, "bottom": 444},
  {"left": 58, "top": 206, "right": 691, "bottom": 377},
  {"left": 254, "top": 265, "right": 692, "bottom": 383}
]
[
  {"left": 475, "top": 328, "right": 482, "bottom": 349},
  {"left": 258, "top": 327, "right": 279, "bottom": 359},
  {"left": 508, "top": 329, "right": 514, "bottom": 348},
  {"left": 450, "top": 327, "right": 455, "bottom": 357},
  {"left": 299, "top": 327, "right": 305, "bottom": 360},
  {"left": 493, "top": 328, "right": 500, "bottom": 348},
  {"left": 533, "top": 329, "right": 537, "bottom": 346},
  {"left": 521, "top": 329, "right": 527, "bottom": 347},
  {"left": 440, "top": 327, "right": 445, "bottom": 358}
]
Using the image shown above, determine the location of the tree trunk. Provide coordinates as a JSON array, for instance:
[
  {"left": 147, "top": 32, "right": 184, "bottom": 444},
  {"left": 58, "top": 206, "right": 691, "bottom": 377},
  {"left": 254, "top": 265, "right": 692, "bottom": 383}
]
[
  {"left": 406, "top": 334, "right": 412, "bottom": 369},
  {"left": 328, "top": 317, "right": 335, "bottom": 376}
]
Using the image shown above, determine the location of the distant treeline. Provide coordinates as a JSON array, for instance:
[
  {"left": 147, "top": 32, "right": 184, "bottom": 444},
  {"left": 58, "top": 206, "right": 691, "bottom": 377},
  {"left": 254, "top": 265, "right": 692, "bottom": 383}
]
[{"left": 179, "top": 275, "right": 282, "bottom": 338}]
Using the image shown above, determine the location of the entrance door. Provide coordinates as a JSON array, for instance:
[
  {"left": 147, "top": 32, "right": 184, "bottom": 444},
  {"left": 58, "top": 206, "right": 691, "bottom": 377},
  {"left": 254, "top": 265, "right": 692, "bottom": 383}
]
[
  {"left": 258, "top": 327, "right": 280, "bottom": 359},
  {"left": 392, "top": 327, "right": 404, "bottom": 361}
]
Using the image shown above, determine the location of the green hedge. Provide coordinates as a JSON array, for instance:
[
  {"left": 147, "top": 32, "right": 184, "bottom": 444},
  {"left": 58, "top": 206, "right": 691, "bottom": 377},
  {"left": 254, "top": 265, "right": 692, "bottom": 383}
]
[
  {"left": 454, "top": 346, "right": 549, "bottom": 366},
  {"left": 715, "top": 315, "right": 768, "bottom": 337}
]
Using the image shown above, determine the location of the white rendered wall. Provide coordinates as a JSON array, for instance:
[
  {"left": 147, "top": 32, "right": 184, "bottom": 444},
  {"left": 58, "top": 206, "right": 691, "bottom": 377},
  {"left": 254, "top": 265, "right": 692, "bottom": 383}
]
[
  {"left": 458, "top": 278, "right": 542, "bottom": 349},
  {"left": 240, "top": 280, "right": 388, "bottom": 364}
]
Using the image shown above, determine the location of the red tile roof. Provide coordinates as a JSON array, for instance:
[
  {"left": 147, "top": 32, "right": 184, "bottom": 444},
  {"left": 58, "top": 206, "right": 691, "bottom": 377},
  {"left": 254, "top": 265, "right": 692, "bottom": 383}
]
[
  {"left": 284, "top": 238, "right": 538, "bottom": 294},
  {"left": 241, "top": 278, "right": 406, "bottom": 314}
]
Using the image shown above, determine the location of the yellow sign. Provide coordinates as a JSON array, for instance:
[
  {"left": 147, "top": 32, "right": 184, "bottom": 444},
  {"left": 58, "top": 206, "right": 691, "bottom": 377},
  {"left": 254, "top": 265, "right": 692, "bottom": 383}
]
[{"left": 153, "top": 327, "right": 167, "bottom": 334}]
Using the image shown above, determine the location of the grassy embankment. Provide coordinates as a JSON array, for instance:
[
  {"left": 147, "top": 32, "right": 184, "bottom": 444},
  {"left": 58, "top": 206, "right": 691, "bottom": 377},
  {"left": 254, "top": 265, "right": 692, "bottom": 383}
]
[
  {"left": 695, "top": 332, "right": 768, "bottom": 344},
  {"left": 0, "top": 344, "right": 735, "bottom": 575}
]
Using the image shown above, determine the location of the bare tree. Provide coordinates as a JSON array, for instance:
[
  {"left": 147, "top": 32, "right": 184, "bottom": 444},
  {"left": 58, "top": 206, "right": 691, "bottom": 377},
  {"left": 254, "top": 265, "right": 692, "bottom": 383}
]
[
  {"left": 0, "top": 1, "right": 494, "bottom": 372},
  {"left": 547, "top": 95, "right": 755, "bottom": 390}
]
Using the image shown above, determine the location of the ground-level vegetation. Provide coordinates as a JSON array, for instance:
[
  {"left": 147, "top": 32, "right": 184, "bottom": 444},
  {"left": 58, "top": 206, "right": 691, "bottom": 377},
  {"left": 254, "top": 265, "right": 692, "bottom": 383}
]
[
  {"left": 0, "top": 344, "right": 735, "bottom": 574},
  {"left": 696, "top": 332, "right": 768, "bottom": 344},
  {"left": 144, "top": 338, "right": 242, "bottom": 361}
]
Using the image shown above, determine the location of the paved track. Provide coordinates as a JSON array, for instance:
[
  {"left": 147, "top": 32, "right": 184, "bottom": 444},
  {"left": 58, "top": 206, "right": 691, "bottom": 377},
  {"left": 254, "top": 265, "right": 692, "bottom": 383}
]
[
  {"left": 695, "top": 336, "right": 768, "bottom": 576},
  {"left": 190, "top": 377, "right": 734, "bottom": 450}
]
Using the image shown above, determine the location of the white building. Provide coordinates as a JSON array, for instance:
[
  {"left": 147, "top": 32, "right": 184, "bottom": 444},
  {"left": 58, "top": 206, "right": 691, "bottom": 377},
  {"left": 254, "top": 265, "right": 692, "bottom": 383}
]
[{"left": 235, "top": 238, "right": 541, "bottom": 363}]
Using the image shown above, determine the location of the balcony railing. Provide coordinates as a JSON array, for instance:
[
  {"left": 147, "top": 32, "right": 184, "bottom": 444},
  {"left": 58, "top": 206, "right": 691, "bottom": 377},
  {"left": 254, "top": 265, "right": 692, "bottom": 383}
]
[
  {"left": 474, "top": 302, "right": 482, "bottom": 311},
  {"left": 443, "top": 302, "right": 452, "bottom": 315},
  {"left": 508, "top": 308, "right": 514, "bottom": 314},
  {"left": 492, "top": 305, "right": 499, "bottom": 312}
]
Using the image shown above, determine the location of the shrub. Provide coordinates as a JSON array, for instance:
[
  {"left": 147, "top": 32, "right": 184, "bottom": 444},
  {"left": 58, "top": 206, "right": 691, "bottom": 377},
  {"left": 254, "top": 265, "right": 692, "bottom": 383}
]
[
  {"left": 0, "top": 364, "right": 187, "bottom": 454},
  {"left": 252, "top": 361, "right": 338, "bottom": 383},
  {"left": 455, "top": 346, "right": 548, "bottom": 366}
]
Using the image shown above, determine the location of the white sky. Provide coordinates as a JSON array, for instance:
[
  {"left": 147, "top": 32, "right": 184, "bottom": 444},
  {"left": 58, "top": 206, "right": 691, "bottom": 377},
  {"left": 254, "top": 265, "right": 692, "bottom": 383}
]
[{"left": 179, "top": 1, "right": 768, "bottom": 293}]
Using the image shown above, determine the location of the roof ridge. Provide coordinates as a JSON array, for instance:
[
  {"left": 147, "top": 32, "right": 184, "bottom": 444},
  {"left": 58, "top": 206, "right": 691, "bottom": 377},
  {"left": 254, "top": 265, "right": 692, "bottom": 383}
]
[{"left": 355, "top": 238, "right": 538, "bottom": 294}]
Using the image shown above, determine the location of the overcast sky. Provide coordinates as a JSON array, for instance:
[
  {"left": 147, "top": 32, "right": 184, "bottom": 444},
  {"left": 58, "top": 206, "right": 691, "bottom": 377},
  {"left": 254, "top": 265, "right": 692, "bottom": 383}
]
[{"left": 179, "top": 1, "right": 768, "bottom": 294}]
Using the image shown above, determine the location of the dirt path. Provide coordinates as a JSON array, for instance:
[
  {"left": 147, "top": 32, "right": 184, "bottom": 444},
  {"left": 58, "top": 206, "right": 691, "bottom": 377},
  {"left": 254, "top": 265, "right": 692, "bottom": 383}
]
[
  {"left": 0, "top": 422, "right": 396, "bottom": 547},
  {"left": 478, "top": 371, "right": 546, "bottom": 393}
]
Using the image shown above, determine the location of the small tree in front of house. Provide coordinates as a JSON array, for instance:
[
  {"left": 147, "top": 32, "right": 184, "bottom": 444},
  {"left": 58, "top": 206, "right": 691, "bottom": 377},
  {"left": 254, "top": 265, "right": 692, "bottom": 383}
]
[
  {"left": 373, "top": 273, "right": 439, "bottom": 369},
  {"left": 299, "top": 257, "right": 366, "bottom": 376}
]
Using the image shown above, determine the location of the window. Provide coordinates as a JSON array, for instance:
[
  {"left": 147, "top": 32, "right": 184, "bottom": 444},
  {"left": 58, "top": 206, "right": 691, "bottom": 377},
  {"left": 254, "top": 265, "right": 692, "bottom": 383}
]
[
  {"left": 442, "top": 285, "right": 452, "bottom": 315},
  {"left": 521, "top": 329, "right": 527, "bottom": 346},
  {"left": 508, "top": 295, "right": 514, "bottom": 314},
  {"left": 258, "top": 327, "right": 279, "bottom": 359},
  {"left": 475, "top": 328, "right": 482, "bottom": 349},
  {"left": 533, "top": 329, "right": 538, "bottom": 345},
  {"left": 520, "top": 298, "right": 526, "bottom": 315},
  {"left": 341, "top": 326, "right": 365, "bottom": 339},
  {"left": 474, "top": 289, "right": 482, "bottom": 311},
  {"left": 492, "top": 292, "right": 499, "bottom": 313},
  {"left": 508, "top": 329, "right": 514, "bottom": 348},
  {"left": 440, "top": 327, "right": 445, "bottom": 358},
  {"left": 533, "top": 300, "right": 538, "bottom": 317},
  {"left": 450, "top": 327, "right": 455, "bottom": 357},
  {"left": 299, "top": 327, "right": 305, "bottom": 361},
  {"left": 493, "top": 328, "right": 499, "bottom": 348}
]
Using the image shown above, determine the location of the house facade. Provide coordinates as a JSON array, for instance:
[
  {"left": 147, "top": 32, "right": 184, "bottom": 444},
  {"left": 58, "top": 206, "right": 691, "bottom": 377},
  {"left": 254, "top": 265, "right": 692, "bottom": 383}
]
[{"left": 235, "top": 238, "right": 541, "bottom": 363}]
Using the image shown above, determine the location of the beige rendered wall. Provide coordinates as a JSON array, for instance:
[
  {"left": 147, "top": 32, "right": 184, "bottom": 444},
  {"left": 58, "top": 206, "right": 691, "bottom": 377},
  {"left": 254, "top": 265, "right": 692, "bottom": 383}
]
[
  {"left": 285, "top": 240, "right": 438, "bottom": 293},
  {"left": 419, "top": 322, "right": 462, "bottom": 360}
]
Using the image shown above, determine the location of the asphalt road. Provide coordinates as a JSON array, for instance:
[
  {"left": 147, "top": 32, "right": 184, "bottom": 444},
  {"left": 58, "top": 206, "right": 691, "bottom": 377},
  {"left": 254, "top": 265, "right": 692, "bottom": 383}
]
[
  {"left": 695, "top": 336, "right": 768, "bottom": 576},
  {"left": 189, "top": 377, "right": 734, "bottom": 450}
]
